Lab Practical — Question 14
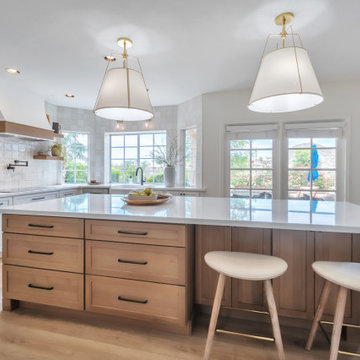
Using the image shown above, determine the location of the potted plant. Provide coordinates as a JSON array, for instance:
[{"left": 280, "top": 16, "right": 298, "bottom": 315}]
[
  {"left": 51, "top": 142, "right": 62, "bottom": 157},
  {"left": 153, "top": 137, "right": 183, "bottom": 187}
]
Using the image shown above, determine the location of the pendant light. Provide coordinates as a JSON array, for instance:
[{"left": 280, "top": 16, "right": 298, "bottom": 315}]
[
  {"left": 94, "top": 37, "right": 154, "bottom": 121},
  {"left": 248, "top": 12, "right": 324, "bottom": 113}
]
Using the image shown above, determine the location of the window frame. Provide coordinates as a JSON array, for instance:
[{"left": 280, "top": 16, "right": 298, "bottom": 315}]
[
  {"left": 109, "top": 131, "right": 167, "bottom": 184},
  {"left": 62, "top": 131, "right": 90, "bottom": 184}
]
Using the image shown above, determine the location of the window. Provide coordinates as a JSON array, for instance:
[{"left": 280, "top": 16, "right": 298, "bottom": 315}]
[
  {"left": 110, "top": 132, "right": 166, "bottom": 184},
  {"left": 63, "top": 132, "right": 89, "bottom": 183},
  {"left": 229, "top": 139, "right": 273, "bottom": 199},
  {"left": 288, "top": 137, "right": 336, "bottom": 201},
  {"left": 184, "top": 128, "right": 197, "bottom": 186}
]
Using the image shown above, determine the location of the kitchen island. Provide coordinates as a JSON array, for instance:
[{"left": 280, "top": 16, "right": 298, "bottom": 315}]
[{"left": 1, "top": 194, "right": 360, "bottom": 333}]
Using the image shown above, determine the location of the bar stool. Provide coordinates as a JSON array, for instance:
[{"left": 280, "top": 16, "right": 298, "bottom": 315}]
[
  {"left": 306, "top": 261, "right": 360, "bottom": 360},
  {"left": 203, "top": 251, "right": 288, "bottom": 360}
]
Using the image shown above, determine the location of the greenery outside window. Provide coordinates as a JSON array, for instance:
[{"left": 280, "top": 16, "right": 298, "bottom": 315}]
[
  {"left": 229, "top": 139, "right": 273, "bottom": 199},
  {"left": 63, "top": 132, "right": 89, "bottom": 183},
  {"left": 184, "top": 128, "right": 197, "bottom": 186},
  {"left": 110, "top": 132, "right": 166, "bottom": 184},
  {"left": 288, "top": 138, "right": 336, "bottom": 201}
]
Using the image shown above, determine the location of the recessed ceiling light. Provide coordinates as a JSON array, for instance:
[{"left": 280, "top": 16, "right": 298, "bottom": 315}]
[
  {"left": 6, "top": 68, "right": 20, "bottom": 75},
  {"left": 104, "top": 55, "right": 116, "bottom": 62},
  {"left": 65, "top": 94, "right": 75, "bottom": 98}
]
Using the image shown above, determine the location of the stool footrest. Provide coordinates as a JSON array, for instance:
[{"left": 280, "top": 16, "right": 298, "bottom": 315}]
[
  {"left": 338, "top": 350, "right": 360, "bottom": 358},
  {"left": 216, "top": 328, "right": 275, "bottom": 342}
]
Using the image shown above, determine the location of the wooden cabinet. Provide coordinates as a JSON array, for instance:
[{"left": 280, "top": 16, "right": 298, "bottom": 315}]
[
  {"left": 231, "top": 228, "right": 271, "bottom": 311},
  {"left": 272, "top": 230, "right": 315, "bottom": 319},
  {"left": 195, "top": 226, "right": 231, "bottom": 306},
  {"left": 85, "top": 220, "right": 194, "bottom": 331},
  {"left": 3, "top": 233, "right": 84, "bottom": 273},
  {"left": 86, "top": 240, "right": 186, "bottom": 285},
  {"left": 86, "top": 275, "right": 187, "bottom": 325},
  {"left": 314, "top": 232, "right": 352, "bottom": 320},
  {"left": 85, "top": 220, "right": 185, "bottom": 247},
  {"left": 3, "top": 215, "right": 84, "bottom": 238},
  {"left": 3, "top": 265, "right": 84, "bottom": 310}
]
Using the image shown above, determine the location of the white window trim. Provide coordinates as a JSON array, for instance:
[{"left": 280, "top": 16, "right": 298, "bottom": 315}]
[
  {"left": 109, "top": 131, "right": 167, "bottom": 184},
  {"left": 63, "top": 131, "right": 90, "bottom": 184},
  {"left": 225, "top": 119, "right": 350, "bottom": 201}
]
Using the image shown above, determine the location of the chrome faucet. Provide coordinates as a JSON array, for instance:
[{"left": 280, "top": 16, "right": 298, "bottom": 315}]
[{"left": 136, "top": 167, "right": 145, "bottom": 185}]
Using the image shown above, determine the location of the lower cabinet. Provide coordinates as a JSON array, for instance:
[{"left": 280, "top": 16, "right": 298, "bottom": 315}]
[
  {"left": 3, "top": 265, "right": 84, "bottom": 310},
  {"left": 195, "top": 226, "right": 360, "bottom": 325},
  {"left": 231, "top": 228, "right": 271, "bottom": 311},
  {"left": 86, "top": 275, "right": 187, "bottom": 325},
  {"left": 272, "top": 230, "right": 315, "bottom": 319}
]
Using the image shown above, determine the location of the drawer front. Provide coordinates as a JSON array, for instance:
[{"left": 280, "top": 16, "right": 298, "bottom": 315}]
[
  {"left": 3, "top": 233, "right": 84, "bottom": 273},
  {"left": 13, "top": 191, "right": 58, "bottom": 205},
  {"left": 3, "top": 265, "right": 84, "bottom": 310},
  {"left": 0, "top": 197, "right": 12, "bottom": 207},
  {"left": 82, "top": 188, "right": 109, "bottom": 194},
  {"left": 3, "top": 215, "right": 84, "bottom": 238},
  {"left": 86, "top": 240, "right": 185, "bottom": 285},
  {"left": 85, "top": 220, "right": 185, "bottom": 247},
  {"left": 59, "top": 189, "right": 80, "bottom": 197},
  {"left": 86, "top": 275, "right": 185, "bottom": 324}
]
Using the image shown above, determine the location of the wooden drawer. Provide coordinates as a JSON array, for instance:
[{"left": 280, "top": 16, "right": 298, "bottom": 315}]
[
  {"left": 3, "top": 265, "right": 84, "bottom": 310},
  {"left": 3, "top": 215, "right": 84, "bottom": 238},
  {"left": 3, "top": 233, "right": 84, "bottom": 273},
  {"left": 85, "top": 220, "right": 186, "bottom": 247},
  {"left": 86, "top": 240, "right": 185, "bottom": 285},
  {"left": 86, "top": 275, "right": 186, "bottom": 324}
]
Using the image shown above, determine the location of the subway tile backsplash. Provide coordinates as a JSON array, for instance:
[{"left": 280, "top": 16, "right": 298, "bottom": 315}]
[{"left": 0, "top": 137, "right": 62, "bottom": 190}]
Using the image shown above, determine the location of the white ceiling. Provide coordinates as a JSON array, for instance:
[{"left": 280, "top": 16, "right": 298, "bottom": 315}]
[{"left": 0, "top": 0, "right": 359, "bottom": 110}]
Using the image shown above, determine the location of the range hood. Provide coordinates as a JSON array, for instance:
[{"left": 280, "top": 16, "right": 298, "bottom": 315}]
[{"left": 0, "top": 82, "right": 55, "bottom": 141}]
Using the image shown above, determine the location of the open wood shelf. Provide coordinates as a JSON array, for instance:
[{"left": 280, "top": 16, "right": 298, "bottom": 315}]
[
  {"left": 33, "top": 155, "right": 64, "bottom": 160},
  {"left": 53, "top": 133, "right": 64, "bottom": 139}
]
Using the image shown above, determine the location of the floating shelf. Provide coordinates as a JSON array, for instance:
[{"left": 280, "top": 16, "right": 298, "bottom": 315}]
[
  {"left": 53, "top": 133, "right": 64, "bottom": 139},
  {"left": 33, "top": 155, "right": 64, "bottom": 161}
]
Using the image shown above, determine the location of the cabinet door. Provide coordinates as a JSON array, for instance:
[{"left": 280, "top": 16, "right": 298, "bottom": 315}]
[
  {"left": 273, "top": 230, "right": 315, "bottom": 319},
  {"left": 315, "top": 232, "right": 352, "bottom": 320},
  {"left": 195, "top": 226, "right": 231, "bottom": 306},
  {"left": 231, "top": 228, "right": 271, "bottom": 311}
]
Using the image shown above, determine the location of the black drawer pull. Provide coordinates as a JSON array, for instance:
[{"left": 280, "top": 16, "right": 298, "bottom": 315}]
[
  {"left": 28, "top": 284, "right": 54, "bottom": 291},
  {"left": 0, "top": 202, "right": 4, "bottom": 206},
  {"left": 28, "top": 224, "right": 54, "bottom": 229},
  {"left": 118, "top": 296, "right": 148, "bottom": 304},
  {"left": 32, "top": 197, "right": 46, "bottom": 201},
  {"left": 28, "top": 250, "right": 54, "bottom": 256},
  {"left": 117, "top": 230, "right": 148, "bottom": 236},
  {"left": 118, "top": 258, "right": 148, "bottom": 265}
]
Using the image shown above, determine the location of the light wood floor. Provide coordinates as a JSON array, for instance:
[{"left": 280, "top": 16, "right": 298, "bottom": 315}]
[{"left": 0, "top": 262, "right": 358, "bottom": 359}]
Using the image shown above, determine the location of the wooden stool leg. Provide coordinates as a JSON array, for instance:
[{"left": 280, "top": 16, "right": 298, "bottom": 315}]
[
  {"left": 203, "top": 273, "right": 226, "bottom": 360},
  {"left": 329, "top": 286, "right": 348, "bottom": 360},
  {"left": 306, "top": 280, "right": 331, "bottom": 350},
  {"left": 264, "top": 279, "right": 286, "bottom": 360}
]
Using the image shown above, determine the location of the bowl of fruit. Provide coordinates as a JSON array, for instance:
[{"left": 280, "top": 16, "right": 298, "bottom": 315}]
[{"left": 122, "top": 188, "right": 172, "bottom": 205}]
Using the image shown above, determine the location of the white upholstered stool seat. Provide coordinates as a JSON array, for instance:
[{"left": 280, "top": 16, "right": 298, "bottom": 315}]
[
  {"left": 306, "top": 261, "right": 360, "bottom": 360},
  {"left": 205, "top": 251, "right": 288, "bottom": 281},
  {"left": 312, "top": 261, "right": 360, "bottom": 292},
  {"left": 203, "top": 251, "right": 288, "bottom": 360}
]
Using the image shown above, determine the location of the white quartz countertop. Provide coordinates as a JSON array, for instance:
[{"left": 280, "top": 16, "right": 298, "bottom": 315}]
[
  {"left": 0, "top": 184, "right": 205, "bottom": 198},
  {"left": 2, "top": 194, "right": 360, "bottom": 233}
]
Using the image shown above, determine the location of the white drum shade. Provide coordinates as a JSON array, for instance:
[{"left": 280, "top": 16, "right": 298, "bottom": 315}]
[
  {"left": 94, "top": 67, "right": 153, "bottom": 121},
  {"left": 249, "top": 47, "right": 323, "bottom": 113}
]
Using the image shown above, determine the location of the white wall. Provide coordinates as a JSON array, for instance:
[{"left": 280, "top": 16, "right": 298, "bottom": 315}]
[
  {"left": 0, "top": 137, "right": 60, "bottom": 190},
  {"left": 46, "top": 103, "right": 178, "bottom": 184},
  {"left": 202, "top": 80, "right": 360, "bottom": 203}
]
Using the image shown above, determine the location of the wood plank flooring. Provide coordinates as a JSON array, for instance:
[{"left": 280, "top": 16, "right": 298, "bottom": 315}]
[{"left": 0, "top": 261, "right": 358, "bottom": 359}]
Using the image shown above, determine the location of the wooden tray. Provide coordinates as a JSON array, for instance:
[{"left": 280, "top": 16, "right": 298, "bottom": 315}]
[{"left": 122, "top": 194, "right": 172, "bottom": 206}]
